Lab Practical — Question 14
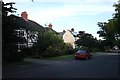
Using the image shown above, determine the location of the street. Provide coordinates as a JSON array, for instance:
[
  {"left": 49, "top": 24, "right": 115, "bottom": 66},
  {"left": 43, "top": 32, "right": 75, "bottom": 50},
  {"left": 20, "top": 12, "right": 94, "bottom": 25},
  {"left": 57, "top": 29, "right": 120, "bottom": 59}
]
[{"left": 2, "top": 52, "right": 120, "bottom": 78}]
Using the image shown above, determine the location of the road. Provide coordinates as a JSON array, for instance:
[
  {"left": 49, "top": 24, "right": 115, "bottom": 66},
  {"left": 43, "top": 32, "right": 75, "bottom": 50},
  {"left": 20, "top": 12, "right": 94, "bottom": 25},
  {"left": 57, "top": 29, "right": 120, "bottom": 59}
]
[{"left": 2, "top": 52, "right": 120, "bottom": 78}]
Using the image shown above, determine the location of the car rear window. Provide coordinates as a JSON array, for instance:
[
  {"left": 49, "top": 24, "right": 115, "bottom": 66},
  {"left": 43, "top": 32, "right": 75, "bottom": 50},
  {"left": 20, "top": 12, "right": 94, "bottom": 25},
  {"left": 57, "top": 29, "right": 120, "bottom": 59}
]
[{"left": 76, "top": 50, "right": 86, "bottom": 53}]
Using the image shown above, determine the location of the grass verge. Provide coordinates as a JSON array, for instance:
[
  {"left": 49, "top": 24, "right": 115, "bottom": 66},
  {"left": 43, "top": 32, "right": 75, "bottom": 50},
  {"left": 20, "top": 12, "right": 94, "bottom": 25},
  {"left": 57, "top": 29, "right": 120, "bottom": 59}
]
[{"left": 46, "top": 54, "right": 74, "bottom": 60}]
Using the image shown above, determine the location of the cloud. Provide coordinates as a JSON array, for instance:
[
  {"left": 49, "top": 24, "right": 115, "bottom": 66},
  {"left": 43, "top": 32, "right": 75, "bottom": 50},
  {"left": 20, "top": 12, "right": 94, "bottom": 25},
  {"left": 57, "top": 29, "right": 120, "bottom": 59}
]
[
  {"left": 29, "top": 7, "right": 73, "bottom": 23},
  {"left": 35, "top": 0, "right": 84, "bottom": 3},
  {"left": 3, "top": 0, "right": 32, "bottom": 4},
  {"left": 3, "top": 0, "right": 116, "bottom": 39},
  {"left": 3, "top": 0, "right": 83, "bottom": 3},
  {"left": 32, "top": 0, "right": 117, "bottom": 4},
  {"left": 3, "top": 0, "right": 117, "bottom": 6},
  {"left": 3, "top": 0, "right": 114, "bottom": 23},
  {"left": 28, "top": 2, "right": 114, "bottom": 25},
  {"left": 86, "top": 0, "right": 116, "bottom": 4},
  {"left": 42, "top": 4, "right": 114, "bottom": 16}
]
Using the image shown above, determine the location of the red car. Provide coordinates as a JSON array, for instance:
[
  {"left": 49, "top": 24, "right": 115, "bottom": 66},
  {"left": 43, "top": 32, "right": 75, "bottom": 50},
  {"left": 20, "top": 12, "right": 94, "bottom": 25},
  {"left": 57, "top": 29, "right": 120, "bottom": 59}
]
[{"left": 74, "top": 50, "right": 92, "bottom": 60}]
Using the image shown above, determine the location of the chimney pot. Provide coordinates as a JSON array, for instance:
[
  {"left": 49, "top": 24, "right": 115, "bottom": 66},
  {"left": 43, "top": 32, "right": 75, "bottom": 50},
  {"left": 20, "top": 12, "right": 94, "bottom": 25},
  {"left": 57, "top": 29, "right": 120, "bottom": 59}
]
[
  {"left": 48, "top": 23, "right": 52, "bottom": 29},
  {"left": 21, "top": 11, "right": 28, "bottom": 21}
]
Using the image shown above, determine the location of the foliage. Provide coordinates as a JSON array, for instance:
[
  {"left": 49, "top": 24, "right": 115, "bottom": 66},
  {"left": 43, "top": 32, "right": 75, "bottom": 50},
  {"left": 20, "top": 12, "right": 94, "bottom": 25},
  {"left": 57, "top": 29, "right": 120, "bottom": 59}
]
[
  {"left": 35, "top": 32, "right": 68, "bottom": 58},
  {"left": 2, "top": 1, "right": 17, "bottom": 17},
  {"left": 21, "top": 47, "right": 36, "bottom": 57},
  {"left": 2, "top": 1, "right": 26, "bottom": 63},
  {"left": 2, "top": 1, "right": 17, "bottom": 62},
  {"left": 46, "top": 54, "right": 74, "bottom": 60},
  {"left": 76, "top": 33, "right": 100, "bottom": 52},
  {"left": 113, "top": 0, "right": 120, "bottom": 34},
  {"left": 2, "top": 43, "right": 25, "bottom": 63},
  {"left": 97, "top": 0, "right": 120, "bottom": 49}
]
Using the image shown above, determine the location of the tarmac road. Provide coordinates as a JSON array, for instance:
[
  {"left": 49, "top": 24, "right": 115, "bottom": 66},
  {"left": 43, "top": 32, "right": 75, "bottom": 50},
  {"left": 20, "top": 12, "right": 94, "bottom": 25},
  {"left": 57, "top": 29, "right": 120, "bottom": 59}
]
[{"left": 2, "top": 52, "right": 120, "bottom": 79}]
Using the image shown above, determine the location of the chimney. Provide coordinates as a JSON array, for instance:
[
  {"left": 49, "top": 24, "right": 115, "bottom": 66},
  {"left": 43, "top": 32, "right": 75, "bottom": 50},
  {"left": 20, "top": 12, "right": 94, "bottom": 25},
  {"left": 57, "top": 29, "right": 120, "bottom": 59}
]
[
  {"left": 63, "top": 30, "right": 66, "bottom": 33},
  {"left": 48, "top": 23, "right": 52, "bottom": 29},
  {"left": 71, "top": 28, "right": 74, "bottom": 32},
  {"left": 21, "top": 11, "right": 28, "bottom": 21}
]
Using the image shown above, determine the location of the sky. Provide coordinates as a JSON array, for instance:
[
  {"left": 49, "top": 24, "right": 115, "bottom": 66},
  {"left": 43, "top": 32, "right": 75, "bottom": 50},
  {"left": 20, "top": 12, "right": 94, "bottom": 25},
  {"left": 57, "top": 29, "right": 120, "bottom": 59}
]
[{"left": 3, "top": 0, "right": 118, "bottom": 39}]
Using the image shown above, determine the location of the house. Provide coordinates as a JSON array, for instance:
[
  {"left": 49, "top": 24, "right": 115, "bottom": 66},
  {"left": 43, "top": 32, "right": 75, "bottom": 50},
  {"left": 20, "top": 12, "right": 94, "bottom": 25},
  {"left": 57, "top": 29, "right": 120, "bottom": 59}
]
[
  {"left": 59, "top": 28, "right": 79, "bottom": 49},
  {"left": 11, "top": 11, "right": 58, "bottom": 52},
  {"left": 44, "top": 23, "right": 58, "bottom": 34},
  {"left": 9, "top": 11, "right": 45, "bottom": 52}
]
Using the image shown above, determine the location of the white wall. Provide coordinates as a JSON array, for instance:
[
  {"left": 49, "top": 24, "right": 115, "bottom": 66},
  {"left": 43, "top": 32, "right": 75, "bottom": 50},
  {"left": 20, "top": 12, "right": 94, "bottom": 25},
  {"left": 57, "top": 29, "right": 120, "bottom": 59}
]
[{"left": 63, "top": 30, "right": 76, "bottom": 48}]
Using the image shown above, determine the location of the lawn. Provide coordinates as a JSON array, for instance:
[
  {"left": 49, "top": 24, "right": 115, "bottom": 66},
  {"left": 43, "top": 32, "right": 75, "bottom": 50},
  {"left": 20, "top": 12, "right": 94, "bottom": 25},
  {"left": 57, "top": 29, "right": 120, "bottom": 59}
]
[
  {"left": 3, "top": 55, "right": 74, "bottom": 67},
  {"left": 46, "top": 54, "right": 74, "bottom": 60}
]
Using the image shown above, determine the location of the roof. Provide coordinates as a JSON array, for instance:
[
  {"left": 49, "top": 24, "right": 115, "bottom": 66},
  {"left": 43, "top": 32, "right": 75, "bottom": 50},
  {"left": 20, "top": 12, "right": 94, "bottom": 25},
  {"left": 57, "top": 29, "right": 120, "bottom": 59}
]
[
  {"left": 59, "top": 30, "right": 78, "bottom": 37},
  {"left": 71, "top": 31, "right": 78, "bottom": 36},
  {"left": 44, "top": 27, "right": 58, "bottom": 34},
  {"left": 27, "top": 20, "right": 45, "bottom": 32},
  {"left": 58, "top": 32, "right": 65, "bottom": 36},
  {"left": 8, "top": 15, "right": 45, "bottom": 33}
]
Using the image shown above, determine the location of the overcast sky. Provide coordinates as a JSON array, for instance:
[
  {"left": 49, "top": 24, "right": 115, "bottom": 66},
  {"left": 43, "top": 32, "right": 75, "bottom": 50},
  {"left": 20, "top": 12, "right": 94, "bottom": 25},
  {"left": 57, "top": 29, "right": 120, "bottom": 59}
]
[{"left": 3, "top": 0, "right": 118, "bottom": 39}]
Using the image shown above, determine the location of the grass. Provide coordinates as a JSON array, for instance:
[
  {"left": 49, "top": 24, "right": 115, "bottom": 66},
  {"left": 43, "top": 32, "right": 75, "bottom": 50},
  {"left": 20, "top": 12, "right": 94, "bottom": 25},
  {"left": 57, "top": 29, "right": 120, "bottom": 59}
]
[
  {"left": 3, "top": 54, "right": 74, "bottom": 67},
  {"left": 46, "top": 54, "right": 74, "bottom": 60}
]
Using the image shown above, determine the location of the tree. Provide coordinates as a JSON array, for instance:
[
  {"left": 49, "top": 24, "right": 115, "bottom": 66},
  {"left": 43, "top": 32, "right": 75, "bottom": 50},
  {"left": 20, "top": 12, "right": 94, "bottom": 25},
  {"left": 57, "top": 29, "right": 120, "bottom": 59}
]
[
  {"left": 76, "top": 32, "right": 99, "bottom": 52},
  {"left": 34, "top": 32, "right": 68, "bottom": 58},
  {"left": 97, "top": 0, "right": 120, "bottom": 49},
  {"left": 2, "top": 1, "right": 26, "bottom": 62},
  {"left": 113, "top": 0, "right": 120, "bottom": 48},
  {"left": 113, "top": 0, "right": 120, "bottom": 34},
  {"left": 2, "top": 1, "right": 17, "bottom": 17}
]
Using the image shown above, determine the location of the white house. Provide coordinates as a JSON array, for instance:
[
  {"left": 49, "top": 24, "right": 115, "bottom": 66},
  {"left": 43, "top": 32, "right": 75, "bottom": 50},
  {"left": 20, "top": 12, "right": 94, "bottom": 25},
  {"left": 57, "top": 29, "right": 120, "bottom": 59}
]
[{"left": 62, "top": 30, "right": 79, "bottom": 49}]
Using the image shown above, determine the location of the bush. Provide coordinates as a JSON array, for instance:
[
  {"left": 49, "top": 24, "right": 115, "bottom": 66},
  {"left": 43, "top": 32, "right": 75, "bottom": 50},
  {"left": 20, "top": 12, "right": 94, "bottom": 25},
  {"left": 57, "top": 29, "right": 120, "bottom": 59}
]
[
  {"left": 40, "top": 47, "right": 67, "bottom": 58},
  {"left": 3, "top": 51, "right": 25, "bottom": 63},
  {"left": 66, "top": 49, "right": 77, "bottom": 54},
  {"left": 35, "top": 32, "right": 69, "bottom": 58},
  {"left": 21, "top": 47, "right": 35, "bottom": 57},
  {"left": 2, "top": 43, "right": 26, "bottom": 63}
]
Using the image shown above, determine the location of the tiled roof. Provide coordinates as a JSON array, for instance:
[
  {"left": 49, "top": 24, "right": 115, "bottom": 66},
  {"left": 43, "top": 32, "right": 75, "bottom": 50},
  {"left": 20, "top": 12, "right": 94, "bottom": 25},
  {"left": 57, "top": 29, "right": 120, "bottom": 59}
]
[
  {"left": 58, "top": 30, "right": 78, "bottom": 37},
  {"left": 9, "top": 15, "right": 45, "bottom": 33},
  {"left": 58, "top": 32, "right": 65, "bottom": 36}
]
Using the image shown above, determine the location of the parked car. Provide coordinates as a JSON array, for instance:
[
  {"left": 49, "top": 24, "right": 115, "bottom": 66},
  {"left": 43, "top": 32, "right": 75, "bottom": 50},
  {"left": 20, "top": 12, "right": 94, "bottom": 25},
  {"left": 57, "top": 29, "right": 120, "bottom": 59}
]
[{"left": 74, "top": 50, "right": 92, "bottom": 60}]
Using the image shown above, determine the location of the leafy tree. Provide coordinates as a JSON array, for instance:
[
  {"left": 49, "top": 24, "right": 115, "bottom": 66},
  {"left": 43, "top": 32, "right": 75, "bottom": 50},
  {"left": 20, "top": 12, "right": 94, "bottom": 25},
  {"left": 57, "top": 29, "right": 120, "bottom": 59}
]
[
  {"left": 35, "top": 32, "right": 68, "bottom": 58},
  {"left": 76, "top": 32, "right": 99, "bottom": 52},
  {"left": 113, "top": 0, "right": 120, "bottom": 34},
  {"left": 97, "top": 20, "right": 116, "bottom": 48},
  {"left": 2, "top": 1, "right": 26, "bottom": 63},
  {"left": 2, "top": 1, "right": 17, "bottom": 17},
  {"left": 97, "top": 0, "right": 120, "bottom": 49},
  {"left": 113, "top": 0, "right": 120, "bottom": 48}
]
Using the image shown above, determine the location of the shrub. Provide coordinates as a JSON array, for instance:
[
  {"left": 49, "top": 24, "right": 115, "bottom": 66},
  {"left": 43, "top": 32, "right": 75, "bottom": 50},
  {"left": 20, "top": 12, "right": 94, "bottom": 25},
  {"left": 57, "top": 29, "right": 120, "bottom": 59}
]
[{"left": 21, "top": 47, "right": 35, "bottom": 57}]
